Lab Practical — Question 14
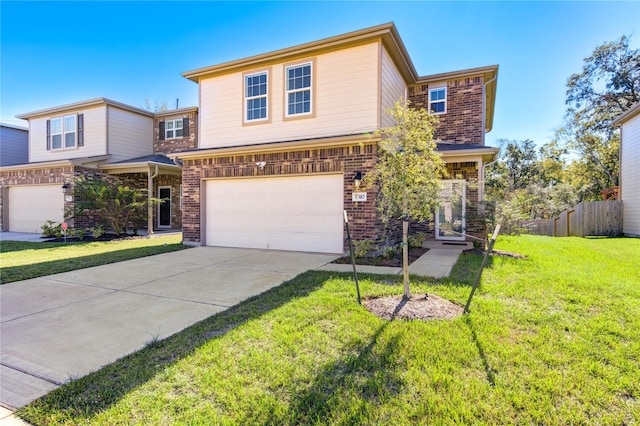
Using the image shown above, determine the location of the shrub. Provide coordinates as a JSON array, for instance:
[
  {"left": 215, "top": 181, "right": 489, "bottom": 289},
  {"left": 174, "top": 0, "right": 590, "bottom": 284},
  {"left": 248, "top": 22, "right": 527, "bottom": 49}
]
[
  {"left": 41, "top": 220, "right": 63, "bottom": 238},
  {"left": 382, "top": 245, "right": 398, "bottom": 260},
  {"left": 351, "top": 239, "right": 374, "bottom": 258},
  {"left": 88, "top": 225, "right": 106, "bottom": 239},
  {"left": 408, "top": 232, "right": 427, "bottom": 250}
]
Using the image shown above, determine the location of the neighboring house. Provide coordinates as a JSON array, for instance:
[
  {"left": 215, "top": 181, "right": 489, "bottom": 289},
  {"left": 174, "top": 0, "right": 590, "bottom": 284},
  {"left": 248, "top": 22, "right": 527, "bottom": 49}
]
[
  {"left": 613, "top": 102, "right": 640, "bottom": 237},
  {"left": 0, "top": 98, "right": 196, "bottom": 234},
  {"left": 173, "top": 23, "right": 499, "bottom": 253},
  {"left": 0, "top": 123, "right": 29, "bottom": 166}
]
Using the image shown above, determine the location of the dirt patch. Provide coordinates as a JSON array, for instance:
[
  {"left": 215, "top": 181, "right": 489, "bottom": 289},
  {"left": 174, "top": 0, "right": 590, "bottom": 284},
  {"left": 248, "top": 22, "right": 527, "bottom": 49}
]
[
  {"left": 363, "top": 293, "right": 464, "bottom": 321},
  {"left": 332, "top": 247, "right": 429, "bottom": 267},
  {"left": 47, "top": 234, "right": 146, "bottom": 243}
]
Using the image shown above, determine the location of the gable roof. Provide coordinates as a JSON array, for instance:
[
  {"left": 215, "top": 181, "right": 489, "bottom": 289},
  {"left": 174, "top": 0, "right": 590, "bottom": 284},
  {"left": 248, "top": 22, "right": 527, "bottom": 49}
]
[
  {"left": 16, "top": 98, "right": 154, "bottom": 120},
  {"left": 182, "top": 22, "right": 498, "bottom": 132},
  {"left": 613, "top": 102, "right": 640, "bottom": 126},
  {"left": 183, "top": 23, "right": 416, "bottom": 83}
]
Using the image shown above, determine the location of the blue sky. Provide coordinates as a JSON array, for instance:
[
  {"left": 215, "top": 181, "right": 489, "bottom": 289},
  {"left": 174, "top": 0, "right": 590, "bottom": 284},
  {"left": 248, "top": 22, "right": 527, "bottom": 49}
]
[{"left": 1, "top": 1, "right": 638, "bottom": 149}]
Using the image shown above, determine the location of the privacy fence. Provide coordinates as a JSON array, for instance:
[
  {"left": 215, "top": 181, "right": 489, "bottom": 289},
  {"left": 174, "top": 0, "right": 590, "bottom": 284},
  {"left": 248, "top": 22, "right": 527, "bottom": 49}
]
[{"left": 518, "top": 201, "right": 623, "bottom": 237}]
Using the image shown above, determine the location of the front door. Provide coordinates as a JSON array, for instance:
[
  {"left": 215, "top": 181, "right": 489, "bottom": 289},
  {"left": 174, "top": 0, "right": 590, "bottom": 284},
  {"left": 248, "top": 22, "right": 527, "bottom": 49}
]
[
  {"left": 158, "top": 187, "right": 171, "bottom": 228},
  {"left": 435, "top": 180, "right": 466, "bottom": 241}
]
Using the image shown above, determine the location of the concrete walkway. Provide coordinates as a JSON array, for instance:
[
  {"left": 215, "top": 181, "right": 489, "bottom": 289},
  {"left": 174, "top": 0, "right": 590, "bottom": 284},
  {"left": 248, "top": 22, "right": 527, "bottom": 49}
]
[
  {"left": 0, "top": 247, "right": 336, "bottom": 410},
  {"left": 318, "top": 246, "right": 464, "bottom": 278}
]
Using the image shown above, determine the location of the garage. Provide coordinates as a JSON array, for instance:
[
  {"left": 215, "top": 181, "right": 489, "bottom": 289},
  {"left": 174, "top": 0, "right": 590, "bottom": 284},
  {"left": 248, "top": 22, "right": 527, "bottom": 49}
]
[
  {"left": 205, "top": 174, "right": 344, "bottom": 253},
  {"left": 7, "top": 185, "right": 65, "bottom": 233}
]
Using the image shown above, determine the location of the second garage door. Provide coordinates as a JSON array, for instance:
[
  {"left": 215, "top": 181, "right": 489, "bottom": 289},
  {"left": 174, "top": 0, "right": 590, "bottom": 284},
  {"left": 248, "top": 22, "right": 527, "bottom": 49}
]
[
  {"left": 205, "top": 174, "right": 344, "bottom": 253},
  {"left": 8, "top": 185, "right": 65, "bottom": 233}
]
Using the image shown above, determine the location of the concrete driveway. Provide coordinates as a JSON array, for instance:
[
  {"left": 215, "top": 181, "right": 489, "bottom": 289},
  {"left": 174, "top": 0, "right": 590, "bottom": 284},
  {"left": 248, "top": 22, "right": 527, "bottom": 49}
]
[{"left": 0, "top": 247, "right": 336, "bottom": 409}]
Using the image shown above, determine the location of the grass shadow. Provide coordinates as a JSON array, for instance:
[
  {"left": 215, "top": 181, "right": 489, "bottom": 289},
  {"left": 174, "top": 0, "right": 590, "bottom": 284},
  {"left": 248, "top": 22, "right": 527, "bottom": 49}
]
[
  {"left": 464, "top": 315, "right": 496, "bottom": 387},
  {"left": 0, "top": 244, "right": 188, "bottom": 284},
  {"left": 271, "top": 319, "right": 404, "bottom": 425},
  {"left": 17, "top": 271, "right": 331, "bottom": 424}
]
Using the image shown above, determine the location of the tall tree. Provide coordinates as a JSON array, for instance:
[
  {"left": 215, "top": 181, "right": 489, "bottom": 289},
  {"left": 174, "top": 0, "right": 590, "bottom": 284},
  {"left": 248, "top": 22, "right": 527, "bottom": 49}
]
[
  {"left": 560, "top": 34, "right": 639, "bottom": 199},
  {"left": 366, "top": 100, "right": 446, "bottom": 299}
]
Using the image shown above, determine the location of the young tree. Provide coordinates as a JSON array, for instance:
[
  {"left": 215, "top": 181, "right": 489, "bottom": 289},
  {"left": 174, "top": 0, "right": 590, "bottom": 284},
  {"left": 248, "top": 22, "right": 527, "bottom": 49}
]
[
  {"left": 366, "top": 100, "right": 446, "bottom": 299},
  {"left": 71, "top": 177, "right": 158, "bottom": 235}
]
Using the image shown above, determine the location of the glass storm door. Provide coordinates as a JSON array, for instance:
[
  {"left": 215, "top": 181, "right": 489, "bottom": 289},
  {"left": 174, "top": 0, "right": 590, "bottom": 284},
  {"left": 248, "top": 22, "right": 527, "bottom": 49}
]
[
  {"left": 158, "top": 187, "right": 171, "bottom": 228},
  {"left": 435, "top": 180, "right": 466, "bottom": 241}
]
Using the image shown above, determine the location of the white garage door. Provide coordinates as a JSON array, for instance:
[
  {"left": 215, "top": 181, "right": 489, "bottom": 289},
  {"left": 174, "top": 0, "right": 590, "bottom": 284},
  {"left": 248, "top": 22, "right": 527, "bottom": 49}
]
[
  {"left": 8, "top": 185, "right": 65, "bottom": 233},
  {"left": 205, "top": 175, "right": 344, "bottom": 253}
]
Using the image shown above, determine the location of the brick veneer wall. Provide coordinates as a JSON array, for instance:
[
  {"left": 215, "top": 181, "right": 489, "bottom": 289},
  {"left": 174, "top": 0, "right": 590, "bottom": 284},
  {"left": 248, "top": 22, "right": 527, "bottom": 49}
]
[
  {"left": 181, "top": 142, "right": 386, "bottom": 250},
  {"left": 0, "top": 166, "right": 74, "bottom": 231},
  {"left": 408, "top": 75, "right": 485, "bottom": 145},
  {"left": 154, "top": 111, "right": 198, "bottom": 154}
]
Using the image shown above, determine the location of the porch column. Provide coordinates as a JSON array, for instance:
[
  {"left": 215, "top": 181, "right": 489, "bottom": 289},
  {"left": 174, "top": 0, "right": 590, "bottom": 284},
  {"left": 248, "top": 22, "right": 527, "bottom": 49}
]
[{"left": 147, "top": 166, "right": 154, "bottom": 235}]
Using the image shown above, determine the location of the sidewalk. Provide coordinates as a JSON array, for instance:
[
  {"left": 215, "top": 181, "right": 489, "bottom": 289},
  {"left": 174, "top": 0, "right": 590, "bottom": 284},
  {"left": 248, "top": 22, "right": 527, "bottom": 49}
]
[{"left": 317, "top": 244, "right": 465, "bottom": 278}]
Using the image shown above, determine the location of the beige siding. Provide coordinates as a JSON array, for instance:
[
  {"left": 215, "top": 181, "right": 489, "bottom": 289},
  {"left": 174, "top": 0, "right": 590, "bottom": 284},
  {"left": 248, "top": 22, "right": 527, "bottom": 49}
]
[
  {"left": 29, "top": 106, "right": 107, "bottom": 162},
  {"left": 106, "top": 106, "right": 154, "bottom": 162},
  {"left": 380, "top": 46, "right": 407, "bottom": 128},
  {"left": 200, "top": 42, "right": 380, "bottom": 148},
  {"left": 621, "top": 114, "right": 640, "bottom": 236}
]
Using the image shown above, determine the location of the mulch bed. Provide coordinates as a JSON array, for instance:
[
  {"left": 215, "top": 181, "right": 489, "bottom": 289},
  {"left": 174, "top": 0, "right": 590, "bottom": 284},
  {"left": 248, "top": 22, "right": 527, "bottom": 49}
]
[
  {"left": 45, "top": 234, "right": 145, "bottom": 243},
  {"left": 332, "top": 247, "right": 429, "bottom": 267},
  {"left": 363, "top": 293, "right": 464, "bottom": 321}
]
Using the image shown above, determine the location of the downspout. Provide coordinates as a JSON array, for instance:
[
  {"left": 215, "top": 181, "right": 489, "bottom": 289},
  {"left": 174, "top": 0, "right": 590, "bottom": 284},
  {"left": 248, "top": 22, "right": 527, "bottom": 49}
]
[
  {"left": 147, "top": 164, "right": 159, "bottom": 235},
  {"left": 482, "top": 74, "right": 498, "bottom": 145}
]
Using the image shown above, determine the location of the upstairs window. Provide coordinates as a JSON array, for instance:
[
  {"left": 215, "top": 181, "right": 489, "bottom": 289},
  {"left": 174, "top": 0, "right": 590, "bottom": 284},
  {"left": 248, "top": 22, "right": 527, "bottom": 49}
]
[
  {"left": 245, "top": 71, "right": 268, "bottom": 122},
  {"left": 429, "top": 87, "right": 447, "bottom": 114},
  {"left": 165, "top": 119, "right": 183, "bottom": 139},
  {"left": 285, "top": 62, "right": 312, "bottom": 117},
  {"left": 47, "top": 114, "right": 82, "bottom": 150}
]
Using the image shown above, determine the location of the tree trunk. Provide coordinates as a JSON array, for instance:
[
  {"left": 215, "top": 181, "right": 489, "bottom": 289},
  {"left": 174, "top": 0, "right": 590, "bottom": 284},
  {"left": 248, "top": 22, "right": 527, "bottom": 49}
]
[{"left": 402, "top": 219, "right": 411, "bottom": 299}]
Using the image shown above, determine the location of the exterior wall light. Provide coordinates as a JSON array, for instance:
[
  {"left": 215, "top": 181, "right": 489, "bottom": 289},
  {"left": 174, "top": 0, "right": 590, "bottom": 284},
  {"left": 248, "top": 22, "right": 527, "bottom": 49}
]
[
  {"left": 354, "top": 171, "right": 363, "bottom": 189},
  {"left": 61, "top": 183, "right": 71, "bottom": 194}
]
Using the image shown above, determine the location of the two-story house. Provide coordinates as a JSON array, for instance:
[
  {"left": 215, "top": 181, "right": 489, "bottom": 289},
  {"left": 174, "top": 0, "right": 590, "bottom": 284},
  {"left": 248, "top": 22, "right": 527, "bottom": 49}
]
[
  {"left": 0, "top": 98, "right": 196, "bottom": 234},
  {"left": 173, "top": 23, "right": 498, "bottom": 253}
]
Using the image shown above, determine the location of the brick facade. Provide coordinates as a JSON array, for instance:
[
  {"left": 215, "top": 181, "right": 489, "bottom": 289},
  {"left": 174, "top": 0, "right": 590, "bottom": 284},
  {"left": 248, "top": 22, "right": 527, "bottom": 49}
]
[
  {"left": 154, "top": 110, "right": 198, "bottom": 154},
  {"left": 181, "top": 142, "right": 384, "bottom": 249},
  {"left": 408, "top": 75, "right": 485, "bottom": 144}
]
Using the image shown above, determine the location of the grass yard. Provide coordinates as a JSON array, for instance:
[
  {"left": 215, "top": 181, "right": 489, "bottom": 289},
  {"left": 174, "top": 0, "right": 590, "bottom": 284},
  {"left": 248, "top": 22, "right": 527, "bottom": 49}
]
[
  {"left": 17, "top": 235, "right": 640, "bottom": 425},
  {"left": 0, "top": 235, "right": 188, "bottom": 284}
]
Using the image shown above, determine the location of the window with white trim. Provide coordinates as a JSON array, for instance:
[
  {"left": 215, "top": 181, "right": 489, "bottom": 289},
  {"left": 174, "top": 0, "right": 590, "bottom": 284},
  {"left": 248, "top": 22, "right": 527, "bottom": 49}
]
[
  {"left": 165, "top": 119, "right": 183, "bottom": 139},
  {"left": 245, "top": 71, "right": 268, "bottom": 122},
  {"left": 285, "top": 62, "right": 312, "bottom": 116},
  {"left": 429, "top": 87, "right": 447, "bottom": 114},
  {"left": 49, "top": 115, "right": 77, "bottom": 150}
]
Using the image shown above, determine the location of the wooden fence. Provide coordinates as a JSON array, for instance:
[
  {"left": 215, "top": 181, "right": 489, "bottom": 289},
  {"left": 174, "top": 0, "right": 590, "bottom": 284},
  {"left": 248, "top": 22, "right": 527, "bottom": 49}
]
[{"left": 521, "top": 201, "right": 623, "bottom": 237}]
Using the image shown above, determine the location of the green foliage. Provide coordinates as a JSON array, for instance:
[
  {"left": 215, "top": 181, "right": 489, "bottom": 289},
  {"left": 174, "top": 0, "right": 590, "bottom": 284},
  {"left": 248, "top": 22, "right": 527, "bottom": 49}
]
[
  {"left": 351, "top": 239, "right": 374, "bottom": 258},
  {"left": 407, "top": 232, "right": 426, "bottom": 250},
  {"left": 382, "top": 245, "right": 398, "bottom": 260},
  {"left": 366, "top": 100, "right": 446, "bottom": 224},
  {"left": 71, "top": 177, "right": 159, "bottom": 235},
  {"left": 559, "top": 34, "right": 639, "bottom": 199},
  {"left": 365, "top": 100, "right": 446, "bottom": 298},
  {"left": 41, "top": 220, "right": 63, "bottom": 238},
  {"left": 88, "top": 225, "right": 106, "bottom": 239}
]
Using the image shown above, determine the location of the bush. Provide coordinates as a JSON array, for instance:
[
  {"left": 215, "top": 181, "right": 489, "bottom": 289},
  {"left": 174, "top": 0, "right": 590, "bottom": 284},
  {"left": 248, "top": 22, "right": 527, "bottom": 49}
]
[
  {"left": 382, "top": 245, "right": 398, "bottom": 260},
  {"left": 351, "top": 239, "right": 374, "bottom": 258},
  {"left": 88, "top": 225, "right": 106, "bottom": 239},
  {"left": 41, "top": 220, "right": 63, "bottom": 238},
  {"left": 408, "top": 232, "right": 427, "bottom": 250}
]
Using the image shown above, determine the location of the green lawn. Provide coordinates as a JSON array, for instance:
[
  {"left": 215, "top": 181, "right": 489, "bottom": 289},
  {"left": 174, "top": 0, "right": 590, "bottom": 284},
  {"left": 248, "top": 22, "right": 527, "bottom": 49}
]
[
  {"left": 17, "top": 236, "right": 640, "bottom": 425},
  {"left": 0, "top": 235, "right": 188, "bottom": 284}
]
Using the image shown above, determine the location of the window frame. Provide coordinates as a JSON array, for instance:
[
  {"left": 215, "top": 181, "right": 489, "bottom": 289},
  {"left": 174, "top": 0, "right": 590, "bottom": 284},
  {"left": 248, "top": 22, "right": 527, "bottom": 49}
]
[
  {"left": 243, "top": 69, "right": 270, "bottom": 124},
  {"left": 284, "top": 60, "right": 315, "bottom": 120},
  {"left": 50, "top": 114, "right": 77, "bottom": 150},
  {"left": 429, "top": 87, "right": 447, "bottom": 115},
  {"left": 165, "top": 118, "right": 184, "bottom": 139}
]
